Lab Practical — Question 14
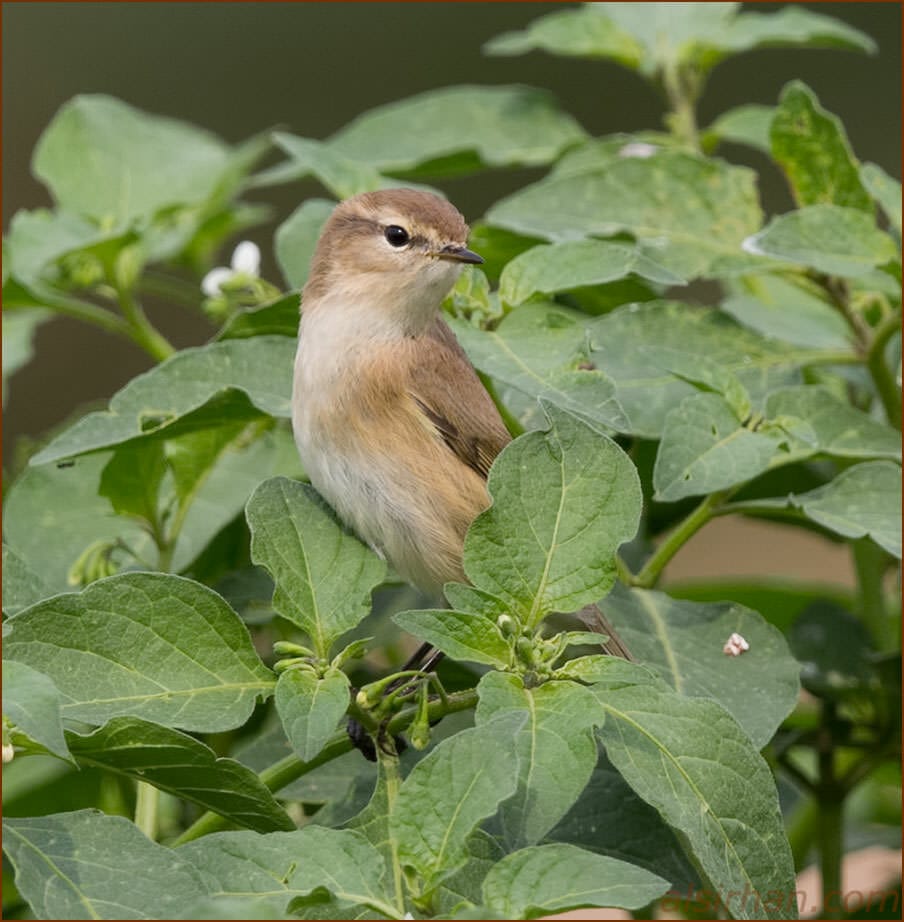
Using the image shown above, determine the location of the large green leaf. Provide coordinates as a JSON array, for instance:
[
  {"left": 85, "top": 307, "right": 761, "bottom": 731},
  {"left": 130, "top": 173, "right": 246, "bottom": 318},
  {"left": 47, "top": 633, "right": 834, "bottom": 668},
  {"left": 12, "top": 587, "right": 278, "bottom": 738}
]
[
  {"left": 274, "top": 199, "right": 335, "bottom": 289},
  {"left": 246, "top": 477, "right": 386, "bottom": 656},
  {"left": 464, "top": 405, "right": 642, "bottom": 625},
  {"left": 591, "top": 665, "right": 798, "bottom": 920},
  {"left": 481, "top": 843, "right": 668, "bottom": 919},
  {"left": 67, "top": 717, "right": 293, "bottom": 832},
  {"left": 485, "top": 3, "right": 873, "bottom": 72},
  {"left": 765, "top": 386, "right": 901, "bottom": 462},
  {"left": 548, "top": 751, "right": 698, "bottom": 889},
  {"left": 3, "top": 573, "right": 273, "bottom": 732},
  {"left": 588, "top": 301, "right": 819, "bottom": 438},
  {"left": 2, "top": 661, "right": 72, "bottom": 763},
  {"left": 720, "top": 274, "right": 851, "bottom": 350},
  {"left": 392, "top": 608, "right": 512, "bottom": 668},
  {"left": 770, "top": 81, "right": 871, "bottom": 212},
  {"left": 653, "top": 392, "right": 781, "bottom": 501},
  {"left": 705, "top": 104, "right": 773, "bottom": 154},
  {"left": 451, "top": 303, "right": 629, "bottom": 433},
  {"left": 487, "top": 151, "right": 764, "bottom": 279},
  {"left": 33, "top": 94, "right": 231, "bottom": 227},
  {"left": 217, "top": 293, "right": 301, "bottom": 340},
  {"left": 391, "top": 714, "right": 523, "bottom": 888},
  {"left": 790, "top": 461, "right": 901, "bottom": 558},
  {"left": 498, "top": 239, "right": 683, "bottom": 306},
  {"left": 475, "top": 672, "right": 601, "bottom": 849},
  {"left": 31, "top": 336, "right": 295, "bottom": 465},
  {"left": 3, "top": 811, "right": 204, "bottom": 919},
  {"left": 3, "top": 452, "right": 153, "bottom": 594},
  {"left": 1, "top": 544, "right": 51, "bottom": 616},
  {"left": 177, "top": 826, "right": 394, "bottom": 917},
  {"left": 275, "top": 667, "right": 350, "bottom": 762},
  {"left": 326, "top": 85, "right": 586, "bottom": 176},
  {"left": 743, "top": 204, "right": 899, "bottom": 278},
  {"left": 600, "top": 584, "right": 800, "bottom": 747}
]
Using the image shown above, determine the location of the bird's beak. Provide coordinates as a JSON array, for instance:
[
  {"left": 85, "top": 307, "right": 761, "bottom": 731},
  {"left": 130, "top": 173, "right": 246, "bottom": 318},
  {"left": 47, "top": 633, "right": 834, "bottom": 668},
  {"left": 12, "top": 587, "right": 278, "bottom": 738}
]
[{"left": 437, "top": 244, "right": 484, "bottom": 265}]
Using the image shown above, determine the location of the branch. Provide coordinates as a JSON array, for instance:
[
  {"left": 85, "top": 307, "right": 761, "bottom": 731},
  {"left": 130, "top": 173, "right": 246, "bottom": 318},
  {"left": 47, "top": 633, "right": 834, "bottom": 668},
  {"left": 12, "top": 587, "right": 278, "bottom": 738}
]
[{"left": 866, "top": 309, "right": 902, "bottom": 430}]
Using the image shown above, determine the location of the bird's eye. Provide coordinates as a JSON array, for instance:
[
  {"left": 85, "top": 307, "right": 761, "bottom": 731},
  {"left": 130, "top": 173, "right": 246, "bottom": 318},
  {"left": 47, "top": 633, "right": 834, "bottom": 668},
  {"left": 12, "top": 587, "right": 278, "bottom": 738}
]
[{"left": 384, "top": 225, "right": 410, "bottom": 247}]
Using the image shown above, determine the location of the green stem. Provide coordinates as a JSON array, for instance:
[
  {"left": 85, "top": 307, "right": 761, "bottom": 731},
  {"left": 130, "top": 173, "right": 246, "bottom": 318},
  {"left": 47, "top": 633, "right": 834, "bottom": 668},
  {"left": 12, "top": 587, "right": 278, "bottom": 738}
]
[
  {"left": 851, "top": 538, "right": 893, "bottom": 651},
  {"left": 116, "top": 284, "right": 176, "bottom": 362},
  {"left": 632, "top": 489, "right": 733, "bottom": 588},
  {"left": 661, "top": 62, "right": 701, "bottom": 152},
  {"left": 816, "top": 701, "right": 844, "bottom": 921},
  {"left": 30, "top": 290, "right": 133, "bottom": 338},
  {"left": 134, "top": 781, "right": 160, "bottom": 841},
  {"left": 379, "top": 746, "right": 407, "bottom": 915},
  {"left": 866, "top": 310, "right": 902, "bottom": 430}
]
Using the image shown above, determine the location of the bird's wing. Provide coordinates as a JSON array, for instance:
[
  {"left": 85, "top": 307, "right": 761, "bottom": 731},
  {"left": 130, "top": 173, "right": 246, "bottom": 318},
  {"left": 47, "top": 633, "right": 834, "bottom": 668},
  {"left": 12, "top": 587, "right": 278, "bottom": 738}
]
[{"left": 407, "top": 317, "right": 512, "bottom": 480}]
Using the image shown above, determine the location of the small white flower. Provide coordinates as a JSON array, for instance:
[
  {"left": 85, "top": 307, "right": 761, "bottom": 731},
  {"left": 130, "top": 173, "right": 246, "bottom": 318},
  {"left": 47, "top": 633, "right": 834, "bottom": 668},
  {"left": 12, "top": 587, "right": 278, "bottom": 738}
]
[
  {"left": 202, "top": 241, "right": 261, "bottom": 296},
  {"left": 723, "top": 632, "right": 750, "bottom": 656},
  {"left": 619, "top": 141, "right": 658, "bottom": 159},
  {"left": 2, "top": 742, "right": 14, "bottom": 764}
]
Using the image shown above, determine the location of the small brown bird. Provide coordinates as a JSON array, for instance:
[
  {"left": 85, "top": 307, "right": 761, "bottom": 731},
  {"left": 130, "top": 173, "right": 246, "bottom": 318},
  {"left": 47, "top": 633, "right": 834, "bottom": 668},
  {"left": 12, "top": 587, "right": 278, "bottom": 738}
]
[{"left": 292, "top": 189, "right": 632, "bottom": 662}]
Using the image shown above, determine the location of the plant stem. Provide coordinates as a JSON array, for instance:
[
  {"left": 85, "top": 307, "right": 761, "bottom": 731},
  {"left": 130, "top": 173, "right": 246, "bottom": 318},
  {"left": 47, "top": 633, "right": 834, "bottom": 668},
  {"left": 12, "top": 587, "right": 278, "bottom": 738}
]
[
  {"left": 661, "top": 62, "right": 701, "bottom": 152},
  {"left": 851, "top": 538, "right": 893, "bottom": 651},
  {"left": 30, "top": 290, "right": 133, "bottom": 338},
  {"left": 816, "top": 701, "right": 844, "bottom": 921},
  {"left": 632, "top": 489, "right": 733, "bottom": 588},
  {"left": 134, "top": 781, "right": 160, "bottom": 841},
  {"left": 116, "top": 284, "right": 176, "bottom": 361},
  {"left": 378, "top": 747, "right": 407, "bottom": 915},
  {"left": 866, "top": 309, "right": 902, "bottom": 430}
]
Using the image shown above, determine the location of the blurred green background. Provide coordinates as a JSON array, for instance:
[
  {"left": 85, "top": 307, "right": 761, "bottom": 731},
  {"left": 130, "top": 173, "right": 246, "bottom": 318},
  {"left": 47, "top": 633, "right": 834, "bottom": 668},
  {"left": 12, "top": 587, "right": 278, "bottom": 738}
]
[{"left": 2, "top": 2, "right": 901, "bottom": 468}]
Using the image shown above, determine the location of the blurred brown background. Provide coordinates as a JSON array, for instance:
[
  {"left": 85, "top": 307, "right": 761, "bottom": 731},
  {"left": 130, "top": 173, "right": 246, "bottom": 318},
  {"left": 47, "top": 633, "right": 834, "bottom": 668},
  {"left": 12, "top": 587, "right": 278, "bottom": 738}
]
[{"left": 3, "top": 2, "right": 900, "bottom": 586}]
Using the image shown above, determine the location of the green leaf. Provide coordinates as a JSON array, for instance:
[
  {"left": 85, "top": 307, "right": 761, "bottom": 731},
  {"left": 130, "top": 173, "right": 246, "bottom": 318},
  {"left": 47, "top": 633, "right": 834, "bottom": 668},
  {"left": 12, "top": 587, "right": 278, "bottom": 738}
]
[
  {"left": 485, "top": 6, "right": 643, "bottom": 67},
  {"left": 392, "top": 608, "right": 511, "bottom": 668},
  {"left": 591, "top": 667, "right": 798, "bottom": 920},
  {"left": 720, "top": 5, "right": 875, "bottom": 55},
  {"left": 499, "top": 239, "right": 683, "bottom": 306},
  {"left": 765, "top": 386, "right": 901, "bottom": 461},
  {"left": 33, "top": 94, "right": 231, "bottom": 227},
  {"left": 548, "top": 752, "right": 699, "bottom": 890},
  {"left": 2, "top": 308, "right": 50, "bottom": 404},
  {"left": 705, "top": 104, "right": 773, "bottom": 154},
  {"left": 170, "top": 424, "right": 303, "bottom": 573},
  {"left": 743, "top": 204, "right": 899, "bottom": 278},
  {"left": 770, "top": 81, "right": 871, "bottom": 212},
  {"left": 589, "top": 301, "right": 820, "bottom": 438},
  {"left": 2, "top": 661, "right": 73, "bottom": 763},
  {"left": 217, "top": 293, "right": 301, "bottom": 340},
  {"left": 3, "top": 572, "right": 273, "bottom": 732},
  {"left": 31, "top": 336, "right": 295, "bottom": 465},
  {"left": 600, "top": 584, "right": 800, "bottom": 747},
  {"left": 482, "top": 843, "right": 669, "bottom": 918},
  {"left": 653, "top": 393, "right": 780, "bottom": 501},
  {"left": 487, "top": 150, "right": 764, "bottom": 280},
  {"left": 476, "top": 673, "right": 602, "bottom": 849},
  {"left": 392, "top": 714, "right": 523, "bottom": 888},
  {"left": 790, "top": 461, "right": 902, "bottom": 558},
  {"left": 451, "top": 303, "right": 629, "bottom": 434},
  {"left": 326, "top": 85, "right": 586, "bottom": 175},
  {"left": 4, "top": 452, "right": 153, "bottom": 593},
  {"left": 274, "top": 199, "right": 335, "bottom": 289},
  {"left": 98, "top": 440, "right": 167, "bottom": 524},
  {"left": 464, "top": 404, "right": 642, "bottom": 625},
  {"left": 4, "top": 207, "right": 124, "bottom": 284},
  {"left": 246, "top": 477, "right": 386, "bottom": 656},
  {"left": 275, "top": 668, "right": 350, "bottom": 762},
  {"left": 3, "top": 810, "right": 204, "bottom": 919},
  {"left": 860, "top": 162, "right": 903, "bottom": 235},
  {"left": 177, "top": 826, "right": 394, "bottom": 917},
  {"left": 1, "top": 544, "right": 51, "bottom": 616},
  {"left": 67, "top": 717, "right": 294, "bottom": 832},
  {"left": 720, "top": 274, "right": 851, "bottom": 350}
]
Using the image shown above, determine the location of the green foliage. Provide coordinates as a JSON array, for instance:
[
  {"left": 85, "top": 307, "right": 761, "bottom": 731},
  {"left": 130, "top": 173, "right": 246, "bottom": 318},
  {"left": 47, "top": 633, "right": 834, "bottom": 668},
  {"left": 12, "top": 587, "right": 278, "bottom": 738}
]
[{"left": 3, "top": 5, "right": 900, "bottom": 921}]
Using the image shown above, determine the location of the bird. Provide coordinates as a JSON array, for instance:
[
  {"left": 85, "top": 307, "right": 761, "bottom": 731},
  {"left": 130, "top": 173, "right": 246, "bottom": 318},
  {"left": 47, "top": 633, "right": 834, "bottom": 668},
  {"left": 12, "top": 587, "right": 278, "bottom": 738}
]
[{"left": 291, "top": 189, "right": 632, "bottom": 719}]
